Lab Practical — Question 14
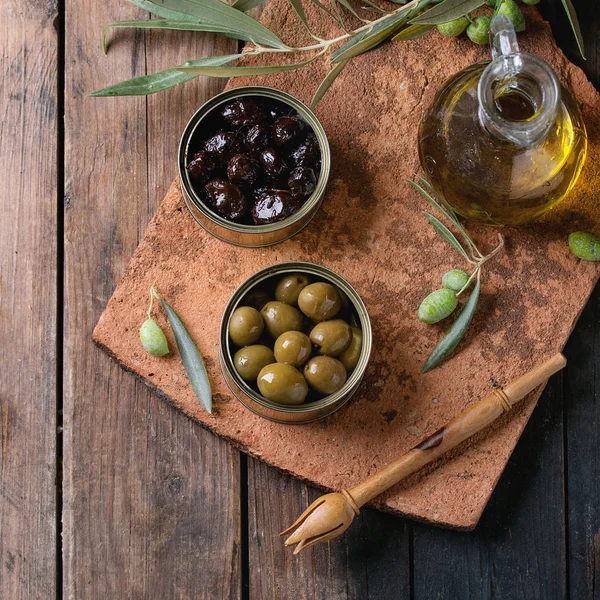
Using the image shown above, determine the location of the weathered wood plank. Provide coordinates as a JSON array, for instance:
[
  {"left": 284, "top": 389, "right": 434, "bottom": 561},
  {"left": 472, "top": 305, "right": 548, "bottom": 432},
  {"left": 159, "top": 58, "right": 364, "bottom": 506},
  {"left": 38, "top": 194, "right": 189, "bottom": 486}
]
[
  {"left": 564, "top": 284, "right": 600, "bottom": 599},
  {"left": 0, "top": 0, "right": 58, "bottom": 597},
  {"left": 63, "top": 2, "right": 242, "bottom": 596},
  {"left": 412, "top": 374, "right": 566, "bottom": 600},
  {"left": 248, "top": 459, "right": 411, "bottom": 600}
]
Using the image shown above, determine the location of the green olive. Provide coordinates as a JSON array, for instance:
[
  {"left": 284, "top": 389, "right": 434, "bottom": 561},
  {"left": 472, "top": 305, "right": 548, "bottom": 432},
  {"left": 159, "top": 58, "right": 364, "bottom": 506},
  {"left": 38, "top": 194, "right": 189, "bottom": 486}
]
[
  {"left": 257, "top": 363, "right": 308, "bottom": 405},
  {"left": 418, "top": 289, "right": 458, "bottom": 324},
  {"left": 244, "top": 287, "right": 272, "bottom": 312},
  {"left": 339, "top": 327, "right": 363, "bottom": 372},
  {"left": 442, "top": 269, "right": 470, "bottom": 292},
  {"left": 139, "top": 318, "right": 170, "bottom": 356},
  {"left": 274, "top": 331, "right": 312, "bottom": 367},
  {"left": 467, "top": 16, "right": 491, "bottom": 45},
  {"left": 260, "top": 301, "right": 304, "bottom": 339},
  {"left": 436, "top": 17, "right": 469, "bottom": 37},
  {"left": 229, "top": 306, "right": 264, "bottom": 347},
  {"left": 497, "top": 0, "right": 526, "bottom": 32},
  {"left": 275, "top": 274, "right": 310, "bottom": 306},
  {"left": 304, "top": 357, "right": 347, "bottom": 395},
  {"left": 309, "top": 319, "right": 352, "bottom": 357},
  {"left": 233, "top": 345, "right": 275, "bottom": 381},
  {"left": 298, "top": 282, "right": 341, "bottom": 322},
  {"left": 568, "top": 231, "right": 600, "bottom": 261}
]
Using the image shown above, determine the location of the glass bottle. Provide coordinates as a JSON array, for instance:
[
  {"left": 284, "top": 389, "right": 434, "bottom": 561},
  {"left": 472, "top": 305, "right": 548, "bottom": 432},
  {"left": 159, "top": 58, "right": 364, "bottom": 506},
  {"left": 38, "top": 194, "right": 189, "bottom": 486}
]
[{"left": 418, "top": 15, "right": 587, "bottom": 226}]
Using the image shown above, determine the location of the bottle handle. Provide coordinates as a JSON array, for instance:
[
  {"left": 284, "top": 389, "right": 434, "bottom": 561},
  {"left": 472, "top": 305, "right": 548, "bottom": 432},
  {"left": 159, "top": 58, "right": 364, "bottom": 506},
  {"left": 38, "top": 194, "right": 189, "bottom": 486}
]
[{"left": 489, "top": 14, "right": 520, "bottom": 61}]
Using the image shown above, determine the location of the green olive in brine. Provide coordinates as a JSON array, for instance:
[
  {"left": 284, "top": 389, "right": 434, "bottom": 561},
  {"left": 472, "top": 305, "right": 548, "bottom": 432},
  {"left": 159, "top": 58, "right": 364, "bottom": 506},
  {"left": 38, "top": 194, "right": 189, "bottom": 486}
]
[
  {"left": 274, "top": 331, "right": 312, "bottom": 367},
  {"left": 233, "top": 345, "right": 275, "bottom": 381},
  {"left": 339, "top": 327, "right": 363, "bottom": 372},
  {"left": 257, "top": 363, "right": 308, "bottom": 405},
  {"left": 304, "top": 357, "right": 347, "bottom": 395},
  {"left": 309, "top": 319, "right": 352, "bottom": 357},
  {"left": 298, "top": 282, "right": 341, "bottom": 322},
  {"left": 260, "top": 301, "right": 304, "bottom": 339},
  {"left": 229, "top": 306, "right": 264, "bottom": 347},
  {"left": 275, "top": 274, "right": 310, "bottom": 306}
]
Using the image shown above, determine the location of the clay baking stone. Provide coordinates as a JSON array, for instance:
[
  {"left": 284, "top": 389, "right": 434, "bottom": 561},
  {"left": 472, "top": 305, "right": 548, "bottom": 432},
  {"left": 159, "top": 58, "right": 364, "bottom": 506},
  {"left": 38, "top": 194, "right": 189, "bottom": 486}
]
[{"left": 94, "top": 3, "right": 600, "bottom": 529}]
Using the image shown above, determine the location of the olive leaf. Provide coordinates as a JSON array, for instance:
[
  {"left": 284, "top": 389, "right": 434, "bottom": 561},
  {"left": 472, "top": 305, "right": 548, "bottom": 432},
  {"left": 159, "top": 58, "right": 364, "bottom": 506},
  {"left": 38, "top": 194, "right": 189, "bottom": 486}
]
[
  {"left": 423, "top": 212, "right": 472, "bottom": 263},
  {"left": 391, "top": 23, "right": 433, "bottom": 40},
  {"left": 310, "top": 59, "right": 349, "bottom": 107},
  {"left": 330, "top": 7, "right": 409, "bottom": 62},
  {"left": 177, "top": 49, "right": 324, "bottom": 77},
  {"left": 90, "top": 54, "right": 242, "bottom": 96},
  {"left": 422, "top": 273, "right": 480, "bottom": 373},
  {"left": 231, "top": 0, "right": 268, "bottom": 11},
  {"left": 287, "top": 0, "right": 319, "bottom": 39},
  {"left": 102, "top": 20, "right": 250, "bottom": 54},
  {"left": 560, "top": 0, "right": 586, "bottom": 59},
  {"left": 125, "top": 0, "right": 286, "bottom": 48},
  {"left": 410, "top": 0, "right": 486, "bottom": 25},
  {"left": 159, "top": 295, "right": 213, "bottom": 414}
]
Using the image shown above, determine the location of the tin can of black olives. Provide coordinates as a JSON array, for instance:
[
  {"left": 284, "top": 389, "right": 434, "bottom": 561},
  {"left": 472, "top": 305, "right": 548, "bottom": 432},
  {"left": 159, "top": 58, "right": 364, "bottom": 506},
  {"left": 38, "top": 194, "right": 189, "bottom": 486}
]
[
  {"left": 178, "top": 86, "right": 330, "bottom": 247},
  {"left": 219, "top": 262, "right": 372, "bottom": 424}
]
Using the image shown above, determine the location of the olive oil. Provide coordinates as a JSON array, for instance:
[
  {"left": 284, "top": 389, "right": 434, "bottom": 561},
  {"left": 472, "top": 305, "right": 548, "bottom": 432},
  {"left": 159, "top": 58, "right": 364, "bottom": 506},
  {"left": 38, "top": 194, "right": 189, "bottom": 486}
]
[{"left": 418, "top": 17, "right": 587, "bottom": 226}]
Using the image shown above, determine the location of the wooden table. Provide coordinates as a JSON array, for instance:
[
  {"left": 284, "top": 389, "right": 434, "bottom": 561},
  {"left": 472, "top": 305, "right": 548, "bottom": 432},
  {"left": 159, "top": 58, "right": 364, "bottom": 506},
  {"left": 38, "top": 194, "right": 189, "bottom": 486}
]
[{"left": 1, "top": 1, "right": 598, "bottom": 598}]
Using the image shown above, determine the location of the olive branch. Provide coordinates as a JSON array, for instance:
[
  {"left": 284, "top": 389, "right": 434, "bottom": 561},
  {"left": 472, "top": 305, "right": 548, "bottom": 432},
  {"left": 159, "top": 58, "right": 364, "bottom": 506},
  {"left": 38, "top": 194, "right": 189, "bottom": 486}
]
[
  {"left": 409, "top": 178, "right": 504, "bottom": 373},
  {"left": 92, "top": 0, "right": 584, "bottom": 106}
]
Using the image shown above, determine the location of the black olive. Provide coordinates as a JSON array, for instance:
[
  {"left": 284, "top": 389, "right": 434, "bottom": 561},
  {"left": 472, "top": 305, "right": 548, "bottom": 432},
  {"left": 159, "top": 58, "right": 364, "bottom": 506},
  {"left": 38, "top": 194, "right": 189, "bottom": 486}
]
[
  {"left": 259, "top": 148, "right": 289, "bottom": 183},
  {"left": 204, "top": 178, "right": 249, "bottom": 222},
  {"left": 288, "top": 166, "right": 317, "bottom": 198},
  {"left": 203, "top": 130, "right": 242, "bottom": 162},
  {"left": 227, "top": 154, "right": 262, "bottom": 188},
  {"left": 272, "top": 116, "right": 306, "bottom": 148},
  {"left": 251, "top": 185, "right": 269, "bottom": 202},
  {"left": 186, "top": 151, "right": 216, "bottom": 185},
  {"left": 252, "top": 190, "right": 302, "bottom": 224},
  {"left": 288, "top": 133, "right": 320, "bottom": 168},
  {"left": 220, "top": 98, "right": 266, "bottom": 127},
  {"left": 244, "top": 124, "right": 271, "bottom": 154}
]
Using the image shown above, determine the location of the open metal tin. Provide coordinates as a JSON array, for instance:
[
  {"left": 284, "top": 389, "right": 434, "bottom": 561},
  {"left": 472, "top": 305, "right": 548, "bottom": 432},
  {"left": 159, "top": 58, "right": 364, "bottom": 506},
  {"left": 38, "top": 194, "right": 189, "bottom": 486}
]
[
  {"left": 178, "top": 87, "right": 330, "bottom": 247},
  {"left": 219, "top": 262, "right": 372, "bottom": 424}
]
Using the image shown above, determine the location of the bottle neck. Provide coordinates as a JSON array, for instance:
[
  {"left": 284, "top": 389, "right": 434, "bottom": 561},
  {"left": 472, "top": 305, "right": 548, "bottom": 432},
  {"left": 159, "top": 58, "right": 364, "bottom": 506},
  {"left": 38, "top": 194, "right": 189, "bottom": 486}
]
[{"left": 477, "top": 16, "right": 561, "bottom": 147}]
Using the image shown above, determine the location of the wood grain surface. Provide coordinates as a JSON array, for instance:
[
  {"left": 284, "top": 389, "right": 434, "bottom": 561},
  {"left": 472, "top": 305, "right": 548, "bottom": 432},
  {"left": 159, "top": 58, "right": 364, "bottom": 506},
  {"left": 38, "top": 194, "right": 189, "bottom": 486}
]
[
  {"left": 0, "top": 0, "right": 58, "bottom": 598},
  {"left": 1, "top": 0, "right": 599, "bottom": 597},
  {"left": 62, "top": 3, "right": 242, "bottom": 597}
]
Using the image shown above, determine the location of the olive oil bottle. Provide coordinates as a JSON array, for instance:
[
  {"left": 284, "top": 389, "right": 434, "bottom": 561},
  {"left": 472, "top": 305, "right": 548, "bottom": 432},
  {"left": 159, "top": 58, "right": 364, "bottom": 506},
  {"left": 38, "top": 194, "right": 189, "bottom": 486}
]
[{"left": 418, "top": 15, "right": 587, "bottom": 226}]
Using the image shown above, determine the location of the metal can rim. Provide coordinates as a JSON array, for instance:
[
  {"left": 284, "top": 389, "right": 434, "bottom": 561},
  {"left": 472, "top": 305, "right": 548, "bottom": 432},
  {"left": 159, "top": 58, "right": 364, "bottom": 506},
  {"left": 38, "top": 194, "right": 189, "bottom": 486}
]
[
  {"left": 178, "top": 86, "right": 331, "bottom": 236},
  {"left": 220, "top": 262, "right": 373, "bottom": 418}
]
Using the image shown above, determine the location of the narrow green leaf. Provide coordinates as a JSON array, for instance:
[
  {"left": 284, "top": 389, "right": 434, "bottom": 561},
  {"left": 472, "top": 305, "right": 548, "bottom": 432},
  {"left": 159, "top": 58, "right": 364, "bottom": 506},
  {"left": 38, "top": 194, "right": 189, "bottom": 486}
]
[
  {"left": 410, "top": 0, "right": 486, "bottom": 25},
  {"left": 288, "top": 0, "right": 317, "bottom": 38},
  {"left": 178, "top": 50, "right": 324, "bottom": 77},
  {"left": 310, "top": 0, "right": 345, "bottom": 25},
  {"left": 360, "top": 0, "right": 388, "bottom": 14},
  {"left": 125, "top": 0, "right": 286, "bottom": 48},
  {"left": 102, "top": 19, "right": 250, "bottom": 54},
  {"left": 91, "top": 54, "right": 241, "bottom": 96},
  {"left": 335, "top": 0, "right": 363, "bottom": 20},
  {"left": 422, "top": 274, "right": 481, "bottom": 373},
  {"left": 560, "top": 0, "right": 586, "bottom": 59},
  {"left": 311, "top": 59, "right": 349, "bottom": 107},
  {"left": 231, "top": 0, "right": 267, "bottom": 11},
  {"left": 160, "top": 297, "right": 213, "bottom": 413},
  {"left": 330, "top": 11, "right": 408, "bottom": 62},
  {"left": 125, "top": 0, "right": 207, "bottom": 22},
  {"left": 391, "top": 23, "right": 433, "bottom": 40},
  {"left": 330, "top": 0, "right": 427, "bottom": 63},
  {"left": 409, "top": 178, "right": 481, "bottom": 260},
  {"left": 423, "top": 211, "right": 471, "bottom": 262}
]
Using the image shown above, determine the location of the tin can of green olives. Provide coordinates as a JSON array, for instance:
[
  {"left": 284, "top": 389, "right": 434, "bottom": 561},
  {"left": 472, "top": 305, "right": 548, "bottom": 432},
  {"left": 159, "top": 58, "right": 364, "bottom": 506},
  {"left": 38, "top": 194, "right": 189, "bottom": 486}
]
[
  {"left": 219, "top": 262, "right": 372, "bottom": 424},
  {"left": 178, "top": 86, "right": 331, "bottom": 247}
]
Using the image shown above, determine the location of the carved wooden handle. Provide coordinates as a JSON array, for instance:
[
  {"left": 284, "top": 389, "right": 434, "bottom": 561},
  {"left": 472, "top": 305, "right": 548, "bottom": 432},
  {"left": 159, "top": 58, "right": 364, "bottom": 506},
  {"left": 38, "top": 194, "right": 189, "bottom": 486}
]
[{"left": 349, "top": 353, "right": 567, "bottom": 507}]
